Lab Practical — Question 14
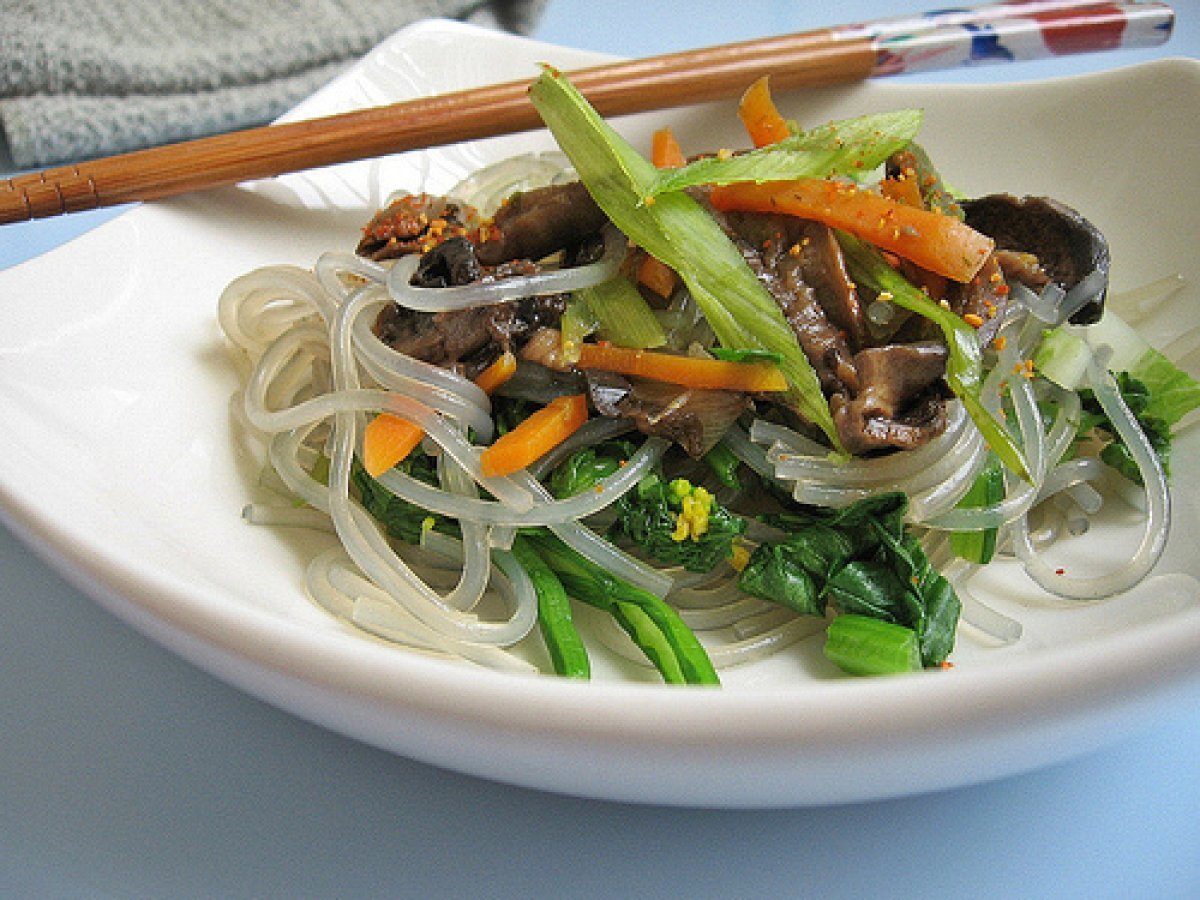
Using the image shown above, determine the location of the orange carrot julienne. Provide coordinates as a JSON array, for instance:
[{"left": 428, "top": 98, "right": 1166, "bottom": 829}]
[
  {"left": 637, "top": 254, "right": 678, "bottom": 298},
  {"left": 642, "top": 126, "right": 683, "bottom": 299},
  {"left": 651, "top": 127, "right": 687, "bottom": 169},
  {"left": 472, "top": 349, "right": 518, "bottom": 394},
  {"left": 737, "top": 76, "right": 791, "bottom": 148},
  {"left": 709, "top": 178, "right": 995, "bottom": 283},
  {"left": 576, "top": 342, "right": 788, "bottom": 392},
  {"left": 362, "top": 414, "right": 424, "bottom": 478},
  {"left": 479, "top": 393, "right": 588, "bottom": 478},
  {"left": 362, "top": 351, "right": 518, "bottom": 478}
]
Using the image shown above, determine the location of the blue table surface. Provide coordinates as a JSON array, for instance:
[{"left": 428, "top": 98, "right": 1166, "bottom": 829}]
[{"left": 2, "top": 2, "right": 1198, "bottom": 897}]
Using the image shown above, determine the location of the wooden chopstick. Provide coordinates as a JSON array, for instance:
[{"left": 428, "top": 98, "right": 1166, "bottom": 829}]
[{"left": 0, "top": 1, "right": 1173, "bottom": 225}]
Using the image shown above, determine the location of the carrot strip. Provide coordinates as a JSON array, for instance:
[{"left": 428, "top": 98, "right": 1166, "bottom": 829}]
[
  {"left": 651, "top": 127, "right": 687, "bottom": 169},
  {"left": 479, "top": 393, "right": 588, "bottom": 478},
  {"left": 576, "top": 342, "right": 787, "bottom": 392},
  {"left": 472, "top": 349, "right": 519, "bottom": 394},
  {"left": 737, "top": 76, "right": 791, "bottom": 148},
  {"left": 709, "top": 178, "right": 994, "bottom": 283},
  {"left": 362, "top": 414, "right": 425, "bottom": 478},
  {"left": 362, "top": 351, "right": 517, "bottom": 477},
  {"left": 636, "top": 254, "right": 678, "bottom": 298},
  {"left": 880, "top": 175, "right": 923, "bottom": 209},
  {"left": 641, "top": 134, "right": 683, "bottom": 298}
]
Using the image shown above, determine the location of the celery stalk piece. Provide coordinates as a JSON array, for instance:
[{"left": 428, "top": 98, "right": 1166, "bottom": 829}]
[
  {"left": 837, "top": 231, "right": 1031, "bottom": 481},
  {"left": 580, "top": 277, "right": 666, "bottom": 349},
  {"left": 824, "top": 614, "right": 922, "bottom": 676},
  {"left": 559, "top": 293, "right": 598, "bottom": 364},
  {"left": 528, "top": 66, "right": 842, "bottom": 450},
  {"left": 949, "top": 454, "right": 1004, "bottom": 563},
  {"left": 649, "top": 109, "right": 924, "bottom": 195}
]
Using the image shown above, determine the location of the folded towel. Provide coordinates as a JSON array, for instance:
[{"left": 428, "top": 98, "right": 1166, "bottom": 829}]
[{"left": 0, "top": 0, "right": 546, "bottom": 168}]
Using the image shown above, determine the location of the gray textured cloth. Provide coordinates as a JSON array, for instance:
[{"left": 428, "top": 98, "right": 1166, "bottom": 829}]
[{"left": 0, "top": 0, "right": 546, "bottom": 168}]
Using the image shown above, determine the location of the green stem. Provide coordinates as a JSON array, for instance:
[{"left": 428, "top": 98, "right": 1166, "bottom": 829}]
[{"left": 511, "top": 536, "right": 591, "bottom": 679}]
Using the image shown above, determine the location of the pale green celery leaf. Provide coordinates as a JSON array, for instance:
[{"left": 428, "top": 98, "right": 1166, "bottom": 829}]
[
  {"left": 1131, "top": 346, "right": 1200, "bottom": 428},
  {"left": 649, "top": 109, "right": 923, "bottom": 195},
  {"left": 528, "top": 66, "right": 840, "bottom": 448},
  {"left": 582, "top": 277, "right": 666, "bottom": 349}
]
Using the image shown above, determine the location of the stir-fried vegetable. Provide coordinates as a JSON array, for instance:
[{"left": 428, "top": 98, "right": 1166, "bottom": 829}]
[
  {"left": 824, "top": 615, "right": 922, "bottom": 676},
  {"left": 225, "top": 61, "right": 1186, "bottom": 688},
  {"left": 480, "top": 393, "right": 589, "bottom": 478},
  {"left": 949, "top": 456, "right": 1005, "bottom": 564},
  {"left": 511, "top": 536, "right": 591, "bottom": 679},
  {"left": 575, "top": 342, "right": 788, "bottom": 392},
  {"left": 737, "top": 75, "right": 792, "bottom": 148},
  {"left": 650, "top": 126, "right": 687, "bottom": 168},
  {"left": 709, "top": 177, "right": 994, "bottom": 283},
  {"left": 1037, "top": 309, "right": 1200, "bottom": 484},
  {"left": 649, "top": 109, "right": 922, "bottom": 195},
  {"left": 610, "top": 472, "right": 747, "bottom": 573},
  {"left": 576, "top": 276, "right": 666, "bottom": 349},
  {"left": 740, "top": 493, "right": 959, "bottom": 668},
  {"left": 836, "top": 231, "right": 1030, "bottom": 480},
  {"left": 529, "top": 65, "right": 843, "bottom": 449},
  {"left": 524, "top": 532, "right": 721, "bottom": 685}
]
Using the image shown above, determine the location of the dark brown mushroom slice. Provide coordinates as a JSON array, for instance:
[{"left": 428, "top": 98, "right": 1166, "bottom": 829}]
[
  {"left": 723, "top": 211, "right": 862, "bottom": 395},
  {"left": 832, "top": 391, "right": 949, "bottom": 456},
  {"left": 944, "top": 252, "right": 1009, "bottom": 347},
  {"left": 830, "top": 342, "right": 950, "bottom": 455},
  {"left": 961, "top": 194, "right": 1110, "bottom": 324},
  {"left": 374, "top": 239, "right": 566, "bottom": 373},
  {"left": 476, "top": 181, "right": 608, "bottom": 266},
  {"left": 412, "top": 235, "right": 482, "bottom": 288},
  {"left": 583, "top": 370, "right": 750, "bottom": 459},
  {"left": 853, "top": 342, "right": 949, "bottom": 419}
]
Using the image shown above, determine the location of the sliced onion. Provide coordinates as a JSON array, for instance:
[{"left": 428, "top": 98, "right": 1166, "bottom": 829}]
[{"left": 386, "top": 225, "right": 626, "bottom": 312}]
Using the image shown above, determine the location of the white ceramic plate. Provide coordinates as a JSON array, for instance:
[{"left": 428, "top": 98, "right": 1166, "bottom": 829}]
[{"left": 2, "top": 21, "right": 1199, "bottom": 807}]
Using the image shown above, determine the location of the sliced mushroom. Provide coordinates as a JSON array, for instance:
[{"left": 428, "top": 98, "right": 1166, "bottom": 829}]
[
  {"left": 476, "top": 181, "right": 608, "bottom": 266},
  {"left": 584, "top": 370, "right": 750, "bottom": 458},
  {"left": 830, "top": 342, "right": 950, "bottom": 455},
  {"left": 962, "top": 194, "right": 1110, "bottom": 324}
]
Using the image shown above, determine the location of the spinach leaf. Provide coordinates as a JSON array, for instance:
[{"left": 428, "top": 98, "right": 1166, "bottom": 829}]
[
  {"left": 352, "top": 453, "right": 451, "bottom": 545},
  {"left": 741, "top": 491, "right": 960, "bottom": 667}
]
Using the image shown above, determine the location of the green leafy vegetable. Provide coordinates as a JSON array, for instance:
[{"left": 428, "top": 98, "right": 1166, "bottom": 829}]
[
  {"left": 528, "top": 66, "right": 842, "bottom": 450},
  {"left": 709, "top": 347, "right": 783, "bottom": 364},
  {"left": 1036, "top": 310, "right": 1200, "bottom": 484},
  {"left": 739, "top": 492, "right": 959, "bottom": 668},
  {"left": 888, "top": 143, "right": 963, "bottom": 218},
  {"left": 949, "top": 455, "right": 1004, "bottom": 563},
  {"left": 1079, "top": 372, "right": 1172, "bottom": 484},
  {"left": 648, "top": 109, "right": 923, "bottom": 195},
  {"left": 353, "top": 453, "right": 449, "bottom": 544},
  {"left": 610, "top": 472, "right": 747, "bottom": 573},
  {"left": 579, "top": 275, "right": 667, "bottom": 349},
  {"left": 701, "top": 440, "right": 742, "bottom": 490},
  {"left": 511, "top": 536, "right": 591, "bottom": 679},
  {"left": 547, "top": 439, "right": 635, "bottom": 499},
  {"left": 524, "top": 531, "right": 720, "bottom": 685}
]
